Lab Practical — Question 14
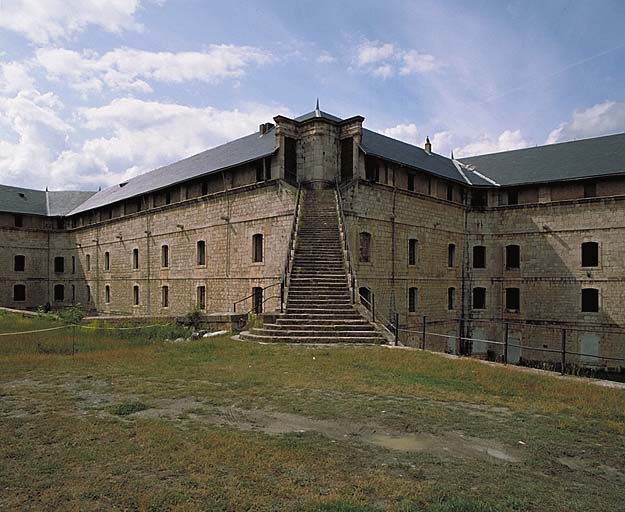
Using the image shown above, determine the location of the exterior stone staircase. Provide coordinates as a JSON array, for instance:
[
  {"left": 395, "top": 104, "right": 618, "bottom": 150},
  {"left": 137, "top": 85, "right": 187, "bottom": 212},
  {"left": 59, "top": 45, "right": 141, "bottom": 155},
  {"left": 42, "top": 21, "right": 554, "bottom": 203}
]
[{"left": 241, "top": 186, "right": 386, "bottom": 344}]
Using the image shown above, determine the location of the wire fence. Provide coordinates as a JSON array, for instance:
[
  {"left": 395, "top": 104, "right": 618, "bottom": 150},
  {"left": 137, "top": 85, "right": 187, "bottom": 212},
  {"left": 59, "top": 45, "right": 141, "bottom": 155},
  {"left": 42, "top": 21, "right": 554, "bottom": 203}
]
[{"left": 395, "top": 316, "right": 625, "bottom": 379}]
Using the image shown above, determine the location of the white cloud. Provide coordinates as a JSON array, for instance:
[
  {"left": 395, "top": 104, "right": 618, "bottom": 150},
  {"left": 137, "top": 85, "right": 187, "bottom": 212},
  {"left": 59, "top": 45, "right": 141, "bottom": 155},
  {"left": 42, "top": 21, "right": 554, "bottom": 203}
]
[
  {"left": 0, "top": 0, "right": 143, "bottom": 44},
  {"left": 546, "top": 100, "right": 625, "bottom": 144},
  {"left": 317, "top": 52, "right": 336, "bottom": 64},
  {"left": 0, "top": 61, "right": 35, "bottom": 94},
  {"left": 455, "top": 129, "right": 528, "bottom": 157},
  {"left": 354, "top": 40, "right": 437, "bottom": 78},
  {"left": 36, "top": 45, "right": 274, "bottom": 94},
  {"left": 382, "top": 123, "right": 419, "bottom": 145}
]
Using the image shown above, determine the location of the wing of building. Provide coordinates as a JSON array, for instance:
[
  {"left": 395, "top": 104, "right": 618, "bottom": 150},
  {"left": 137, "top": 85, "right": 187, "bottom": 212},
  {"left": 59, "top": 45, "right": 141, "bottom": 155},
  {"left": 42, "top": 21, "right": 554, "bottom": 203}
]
[{"left": 1, "top": 107, "right": 624, "bottom": 371}]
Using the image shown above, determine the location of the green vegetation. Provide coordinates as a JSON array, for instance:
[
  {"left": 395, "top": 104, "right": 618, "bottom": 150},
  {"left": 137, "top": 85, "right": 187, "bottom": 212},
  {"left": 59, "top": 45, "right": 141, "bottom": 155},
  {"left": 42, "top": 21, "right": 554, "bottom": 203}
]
[{"left": 1, "top": 312, "right": 624, "bottom": 511}]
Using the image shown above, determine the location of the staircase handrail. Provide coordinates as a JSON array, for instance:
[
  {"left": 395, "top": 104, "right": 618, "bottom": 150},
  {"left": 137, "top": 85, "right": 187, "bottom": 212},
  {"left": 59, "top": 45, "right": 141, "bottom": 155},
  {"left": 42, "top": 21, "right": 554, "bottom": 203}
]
[
  {"left": 335, "top": 182, "right": 357, "bottom": 303},
  {"left": 233, "top": 281, "right": 281, "bottom": 313},
  {"left": 280, "top": 182, "right": 303, "bottom": 311}
]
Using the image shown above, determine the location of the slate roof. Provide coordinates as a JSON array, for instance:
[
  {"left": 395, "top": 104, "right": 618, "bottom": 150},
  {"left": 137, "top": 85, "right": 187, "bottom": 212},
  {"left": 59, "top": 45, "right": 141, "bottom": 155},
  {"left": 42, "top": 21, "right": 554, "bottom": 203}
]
[
  {"left": 360, "top": 129, "right": 493, "bottom": 186},
  {"left": 295, "top": 110, "right": 343, "bottom": 123},
  {"left": 0, "top": 184, "right": 95, "bottom": 216},
  {"left": 460, "top": 132, "right": 625, "bottom": 186},
  {"left": 69, "top": 127, "right": 277, "bottom": 215}
]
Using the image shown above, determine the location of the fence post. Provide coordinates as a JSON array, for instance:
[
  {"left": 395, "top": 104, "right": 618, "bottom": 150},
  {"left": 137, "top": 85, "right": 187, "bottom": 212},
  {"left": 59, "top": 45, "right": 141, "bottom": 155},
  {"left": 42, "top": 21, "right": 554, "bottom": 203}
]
[
  {"left": 72, "top": 324, "right": 76, "bottom": 356},
  {"left": 394, "top": 312, "right": 399, "bottom": 346},
  {"left": 561, "top": 328, "right": 567, "bottom": 375},
  {"left": 421, "top": 315, "right": 426, "bottom": 350},
  {"left": 504, "top": 322, "right": 509, "bottom": 364},
  {"left": 457, "top": 318, "right": 462, "bottom": 355},
  {"left": 372, "top": 292, "right": 375, "bottom": 322}
]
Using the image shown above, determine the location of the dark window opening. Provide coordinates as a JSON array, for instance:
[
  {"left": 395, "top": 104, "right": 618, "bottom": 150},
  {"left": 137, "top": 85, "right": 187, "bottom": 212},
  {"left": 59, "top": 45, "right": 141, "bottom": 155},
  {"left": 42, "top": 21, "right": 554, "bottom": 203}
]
[
  {"left": 72, "top": 256, "right": 75, "bottom": 274},
  {"left": 408, "top": 287, "right": 418, "bottom": 313},
  {"left": 507, "top": 189, "right": 519, "bottom": 205},
  {"left": 71, "top": 284, "right": 75, "bottom": 303},
  {"left": 54, "top": 256, "right": 64, "bottom": 273},
  {"left": 54, "top": 284, "right": 64, "bottom": 302},
  {"left": 161, "top": 245, "right": 169, "bottom": 267},
  {"left": 201, "top": 182, "right": 208, "bottom": 196},
  {"left": 86, "top": 285, "right": 91, "bottom": 303},
  {"left": 255, "top": 160, "right": 264, "bottom": 182},
  {"left": 365, "top": 156, "right": 379, "bottom": 182},
  {"left": 197, "top": 240, "right": 206, "bottom": 266},
  {"left": 14, "top": 255, "right": 25, "bottom": 272},
  {"left": 56, "top": 218, "right": 64, "bottom": 230},
  {"left": 105, "top": 285, "right": 111, "bottom": 303},
  {"left": 471, "top": 190, "right": 488, "bottom": 207},
  {"left": 505, "top": 245, "right": 520, "bottom": 269},
  {"left": 86, "top": 254, "right": 91, "bottom": 271},
  {"left": 472, "top": 246, "right": 486, "bottom": 269},
  {"left": 408, "top": 239, "right": 417, "bottom": 266},
  {"left": 359, "top": 287, "right": 371, "bottom": 310},
  {"left": 340, "top": 137, "right": 354, "bottom": 182},
  {"left": 448, "top": 244, "right": 456, "bottom": 267},
  {"left": 446, "top": 184, "right": 453, "bottom": 201},
  {"left": 359, "top": 232, "right": 372, "bottom": 263},
  {"left": 447, "top": 287, "right": 455, "bottom": 310},
  {"left": 132, "top": 248, "right": 139, "bottom": 269},
  {"left": 407, "top": 173, "right": 415, "bottom": 192},
  {"left": 165, "top": 191, "right": 172, "bottom": 205},
  {"left": 505, "top": 288, "right": 520, "bottom": 312},
  {"left": 14, "top": 214, "right": 23, "bottom": 228},
  {"left": 197, "top": 286, "right": 206, "bottom": 310},
  {"left": 581, "top": 242, "right": 599, "bottom": 267},
  {"left": 584, "top": 182, "right": 597, "bottom": 198},
  {"left": 13, "top": 284, "right": 26, "bottom": 302},
  {"left": 133, "top": 285, "right": 139, "bottom": 306},
  {"left": 252, "top": 286, "right": 263, "bottom": 314},
  {"left": 252, "top": 234, "right": 263, "bottom": 263},
  {"left": 472, "top": 287, "right": 486, "bottom": 310},
  {"left": 162, "top": 286, "right": 169, "bottom": 308},
  {"left": 104, "top": 251, "right": 110, "bottom": 271},
  {"left": 581, "top": 288, "right": 599, "bottom": 312},
  {"left": 284, "top": 137, "right": 298, "bottom": 185},
  {"left": 264, "top": 156, "right": 272, "bottom": 180}
]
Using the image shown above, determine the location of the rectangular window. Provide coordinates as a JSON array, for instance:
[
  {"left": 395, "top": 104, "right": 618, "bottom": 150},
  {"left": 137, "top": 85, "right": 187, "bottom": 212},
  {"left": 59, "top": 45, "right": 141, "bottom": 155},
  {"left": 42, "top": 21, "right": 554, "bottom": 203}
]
[
  {"left": 253, "top": 287, "right": 263, "bottom": 314},
  {"left": 14, "top": 255, "right": 25, "bottom": 272},
  {"left": 133, "top": 285, "right": 139, "bottom": 306},
  {"left": 284, "top": 137, "right": 297, "bottom": 185},
  {"left": 471, "top": 190, "right": 488, "bottom": 207},
  {"left": 105, "top": 285, "right": 111, "bottom": 303},
  {"left": 407, "top": 173, "right": 415, "bottom": 192},
  {"left": 162, "top": 286, "right": 169, "bottom": 308},
  {"left": 340, "top": 137, "right": 354, "bottom": 182},
  {"left": 408, "top": 239, "right": 417, "bottom": 266},
  {"left": 581, "top": 242, "right": 599, "bottom": 267},
  {"left": 252, "top": 234, "right": 263, "bottom": 263},
  {"left": 584, "top": 183, "right": 597, "bottom": 198},
  {"left": 472, "top": 287, "right": 486, "bottom": 310},
  {"left": 54, "top": 256, "right": 64, "bottom": 273},
  {"left": 13, "top": 284, "right": 26, "bottom": 301},
  {"left": 408, "top": 287, "right": 418, "bottom": 313},
  {"left": 359, "top": 232, "right": 372, "bottom": 263},
  {"left": 165, "top": 191, "right": 172, "bottom": 205},
  {"left": 86, "top": 285, "right": 91, "bottom": 303},
  {"left": 86, "top": 254, "right": 91, "bottom": 271},
  {"left": 472, "top": 246, "right": 486, "bottom": 269},
  {"left": 255, "top": 160, "right": 264, "bottom": 182},
  {"left": 201, "top": 182, "right": 208, "bottom": 196},
  {"left": 446, "top": 184, "right": 453, "bottom": 201},
  {"left": 506, "top": 288, "right": 520, "bottom": 312},
  {"left": 448, "top": 244, "right": 456, "bottom": 267},
  {"left": 197, "top": 240, "right": 206, "bottom": 266},
  {"left": 71, "top": 284, "right": 75, "bottom": 303},
  {"left": 72, "top": 256, "right": 75, "bottom": 274},
  {"left": 447, "top": 287, "right": 455, "bottom": 310},
  {"left": 161, "top": 245, "right": 169, "bottom": 267},
  {"left": 505, "top": 245, "right": 520, "bottom": 269},
  {"left": 132, "top": 248, "right": 139, "bottom": 269},
  {"left": 581, "top": 288, "right": 599, "bottom": 312},
  {"left": 507, "top": 190, "right": 519, "bottom": 205},
  {"left": 365, "top": 156, "right": 379, "bottom": 182},
  {"left": 104, "top": 251, "right": 110, "bottom": 271},
  {"left": 14, "top": 214, "right": 23, "bottom": 228},
  {"left": 197, "top": 286, "right": 206, "bottom": 310},
  {"left": 54, "top": 284, "right": 64, "bottom": 302}
]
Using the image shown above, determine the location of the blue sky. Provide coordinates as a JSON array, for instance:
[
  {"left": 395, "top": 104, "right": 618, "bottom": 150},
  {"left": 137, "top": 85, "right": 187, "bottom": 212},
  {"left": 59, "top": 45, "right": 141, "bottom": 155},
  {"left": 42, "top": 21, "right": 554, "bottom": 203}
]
[{"left": 1, "top": 0, "right": 625, "bottom": 191}]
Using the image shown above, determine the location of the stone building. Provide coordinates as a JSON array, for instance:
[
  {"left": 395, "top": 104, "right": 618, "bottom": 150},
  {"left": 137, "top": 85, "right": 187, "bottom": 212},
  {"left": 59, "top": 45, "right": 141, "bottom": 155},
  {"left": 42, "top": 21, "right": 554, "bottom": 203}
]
[{"left": 2, "top": 105, "right": 625, "bottom": 369}]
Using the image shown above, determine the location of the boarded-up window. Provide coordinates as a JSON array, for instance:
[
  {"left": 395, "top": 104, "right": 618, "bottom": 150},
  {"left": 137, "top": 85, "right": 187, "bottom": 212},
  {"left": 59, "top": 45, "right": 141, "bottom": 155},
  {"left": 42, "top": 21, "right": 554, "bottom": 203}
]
[
  {"left": 408, "top": 239, "right": 417, "bottom": 266},
  {"left": 581, "top": 288, "right": 599, "bottom": 312},
  {"left": 197, "top": 286, "right": 206, "bottom": 310},
  {"left": 447, "top": 287, "right": 455, "bottom": 310},
  {"left": 505, "top": 245, "right": 520, "bottom": 269},
  {"left": 581, "top": 242, "right": 598, "bottom": 267},
  {"left": 197, "top": 241, "right": 206, "bottom": 266},
  {"left": 162, "top": 286, "right": 169, "bottom": 308},
  {"left": 340, "top": 137, "right": 353, "bottom": 182},
  {"left": 253, "top": 234, "right": 263, "bottom": 263},
  {"left": 473, "top": 246, "right": 486, "bottom": 268},
  {"left": 284, "top": 137, "right": 297, "bottom": 185},
  {"left": 408, "top": 287, "right": 418, "bottom": 313},
  {"left": 448, "top": 244, "right": 456, "bottom": 267},
  {"left": 14, "top": 255, "right": 25, "bottom": 271},
  {"left": 359, "top": 232, "right": 372, "bottom": 263},
  {"left": 505, "top": 288, "right": 520, "bottom": 311},
  {"left": 13, "top": 284, "right": 26, "bottom": 301},
  {"left": 54, "top": 284, "right": 64, "bottom": 302},
  {"left": 54, "top": 256, "right": 64, "bottom": 273},
  {"left": 472, "top": 287, "right": 486, "bottom": 310}
]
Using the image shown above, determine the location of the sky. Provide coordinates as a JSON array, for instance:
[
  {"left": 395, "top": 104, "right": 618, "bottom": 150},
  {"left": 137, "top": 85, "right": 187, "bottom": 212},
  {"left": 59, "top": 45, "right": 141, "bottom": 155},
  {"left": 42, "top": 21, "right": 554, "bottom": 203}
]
[{"left": 1, "top": 0, "right": 625, "bottom": 191}]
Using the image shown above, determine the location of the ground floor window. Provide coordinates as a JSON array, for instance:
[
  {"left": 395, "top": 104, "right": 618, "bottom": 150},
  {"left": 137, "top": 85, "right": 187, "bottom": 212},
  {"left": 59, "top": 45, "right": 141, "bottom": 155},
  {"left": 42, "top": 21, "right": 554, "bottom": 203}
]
[
  {"left": 54, "top": 284, "right": 64, "bottom": 302},
  {"left": 505, "top": 288, "right": 520, "bottom": 312},
  {"left": 162, "top": 286, "right": 169, "bottom": 308},
  {"left": 252, "top": 287, "right": 263, "bottom": 314},
  {"left": 581, "top": 288, "right": 599, "bottom": 312},
  {"left": 408, "top": 287, "right": 418, "bottom": 313},
  {"left": 13, "top": 284, "right": 26, "bottom": 301},
  {"left": 197, "top": 286, "right": 206, "bottom": 310},
  {"left": 472, "top": 287, "right": 486, "bottom": 310}
]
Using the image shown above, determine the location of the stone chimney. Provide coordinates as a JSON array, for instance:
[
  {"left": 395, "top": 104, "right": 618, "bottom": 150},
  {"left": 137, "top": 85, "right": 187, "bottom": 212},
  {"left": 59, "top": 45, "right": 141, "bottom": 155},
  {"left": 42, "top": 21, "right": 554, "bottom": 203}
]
[
  {"left": 424, "top": 136, "right": 432, "bottom": 154},
  {"left": 259, "top": 122, "right": 274, "bottom": 135}
]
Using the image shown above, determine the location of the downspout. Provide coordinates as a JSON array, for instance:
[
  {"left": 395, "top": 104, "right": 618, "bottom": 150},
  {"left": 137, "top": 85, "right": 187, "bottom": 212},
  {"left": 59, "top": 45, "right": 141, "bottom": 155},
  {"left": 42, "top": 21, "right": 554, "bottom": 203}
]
[
  {"left": 145, "top": 213, "right": 151, "bottom": 316},
  {"left": 460, "top": 203, "right": 469, "bottom": 354},
  {"left": 390, "top": 185, "right": 397, "bottom": 322},
  {"left": 46, "top": 231, "right": 50, "bottom": 305}
]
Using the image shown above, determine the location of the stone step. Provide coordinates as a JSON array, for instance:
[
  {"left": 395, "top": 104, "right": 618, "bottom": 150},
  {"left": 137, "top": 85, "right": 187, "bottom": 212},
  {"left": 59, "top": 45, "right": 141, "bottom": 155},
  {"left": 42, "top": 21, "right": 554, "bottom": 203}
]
[
  {"left": 251, "top": 328, "right": 381, "bottom": 338},
  {"left": 240, "top": 332, "right": 385, "bottom": 344},
  {"left": 276, "top": 318, "right": 368, "bottom": 326},
  {"left": 266, "top": 323, "right": 375, "bottom": 332}
]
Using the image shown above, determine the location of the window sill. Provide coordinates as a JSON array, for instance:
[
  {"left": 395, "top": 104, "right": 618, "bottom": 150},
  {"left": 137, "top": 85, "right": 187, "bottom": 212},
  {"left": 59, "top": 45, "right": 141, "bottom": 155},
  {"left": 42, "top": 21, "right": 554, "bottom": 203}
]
[{"left": 251, "top": 262, "right": 265, "bottom": 266}]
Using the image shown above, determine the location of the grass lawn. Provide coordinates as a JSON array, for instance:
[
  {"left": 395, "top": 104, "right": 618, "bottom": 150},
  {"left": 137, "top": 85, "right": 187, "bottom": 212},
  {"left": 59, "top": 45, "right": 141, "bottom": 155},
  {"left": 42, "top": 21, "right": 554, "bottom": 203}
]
[{"left": 1, "top": 313, "right": 624, "bottom": 511}]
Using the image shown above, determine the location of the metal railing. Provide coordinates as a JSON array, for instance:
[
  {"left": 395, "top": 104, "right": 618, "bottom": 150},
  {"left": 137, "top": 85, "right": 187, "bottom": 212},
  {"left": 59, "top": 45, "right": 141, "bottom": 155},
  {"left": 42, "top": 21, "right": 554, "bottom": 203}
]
[
  {"left": 280, "top": 182, "right": 303, "bottom": 312},
  {"left": 358, "top": 290, "right": 398, "bottom": 344},
  {"left": 335, "top": 182, "right": 357, "bottom": 304},
  {"left": 232, "top": 281, "right": 281, "bottom": 313}
]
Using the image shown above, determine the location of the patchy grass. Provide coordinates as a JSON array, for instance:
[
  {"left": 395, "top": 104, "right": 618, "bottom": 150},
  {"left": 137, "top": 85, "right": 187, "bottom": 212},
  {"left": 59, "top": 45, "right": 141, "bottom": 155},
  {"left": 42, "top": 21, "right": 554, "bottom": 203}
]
[{"left": 1, "top": 314, "right": 624, "bottom": 511}]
